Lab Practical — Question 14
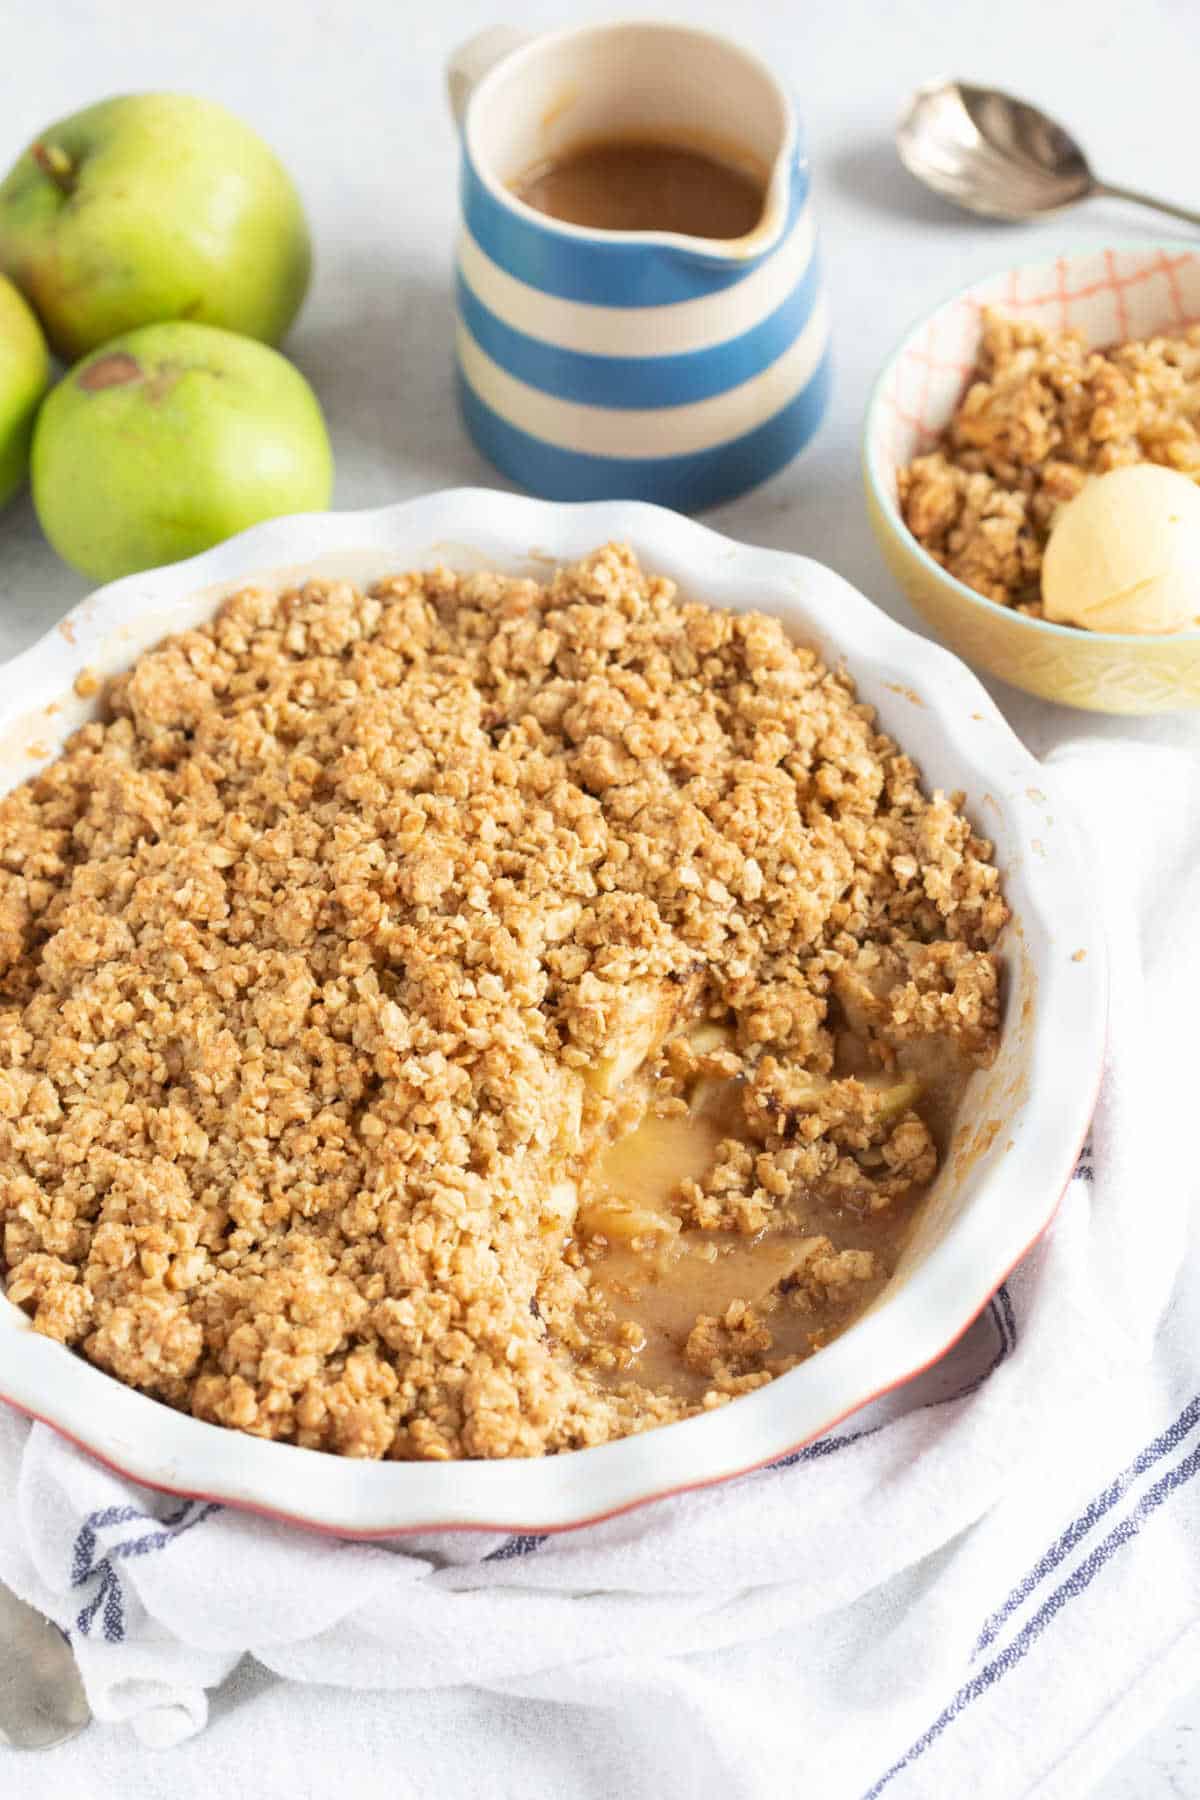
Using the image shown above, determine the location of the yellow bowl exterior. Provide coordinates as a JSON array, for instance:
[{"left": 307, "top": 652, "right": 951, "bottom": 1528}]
[{"left": 864, "top": 478, "right": 1200, "bottom": 716}]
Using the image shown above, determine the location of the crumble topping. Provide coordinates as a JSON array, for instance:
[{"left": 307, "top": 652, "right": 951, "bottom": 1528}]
[
  {"left": 899, "top": 308, "right": 1200, "bottom": 613},
  {"left": 0, "top": 546, "right": 1006, "bottom": 1459}
]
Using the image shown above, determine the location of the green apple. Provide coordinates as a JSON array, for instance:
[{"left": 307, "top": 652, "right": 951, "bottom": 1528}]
[
  {"left": 0, "top": 94, "right": 311, "bottom": 363},
  {"left": 0, "top": 272, "right": 49, "bottom": 509},
  {"left": 32, "top": 320, "right": 333, "bottom": 581}
]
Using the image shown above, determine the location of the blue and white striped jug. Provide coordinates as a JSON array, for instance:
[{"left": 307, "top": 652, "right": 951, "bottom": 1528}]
[{"left": 448, "top": 22, "right": 831, "bottom": 512}]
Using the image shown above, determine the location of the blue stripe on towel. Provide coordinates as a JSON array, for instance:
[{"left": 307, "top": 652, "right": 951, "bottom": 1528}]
[
  {"left": 71, "top": 1497, "right": 221, "bottom": 1644},
  {"left": 455, "top": 249, "right": 821, "bottom": 410},
  {"left": 457, "top": 346, "right": 832, "bottom": 512},
  {"left": 485, "top": 1533, "right": 549, "bottom": 1561},
  {"left": 864, "top": 1391, "right": 1200, "bottom": 1796},
  {"left": 973, "top": 1388, "right": 1200, "bottom": 1656}
]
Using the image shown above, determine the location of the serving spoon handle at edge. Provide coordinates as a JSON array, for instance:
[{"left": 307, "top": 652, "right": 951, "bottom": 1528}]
[{"left": 1092, "top": 180, "right": 1200, "bottom": 232}]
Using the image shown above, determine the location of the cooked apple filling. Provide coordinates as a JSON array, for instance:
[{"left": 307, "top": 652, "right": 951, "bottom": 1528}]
[{"left": 0, "top": 546, "right": 1006, "bottom": 1459}]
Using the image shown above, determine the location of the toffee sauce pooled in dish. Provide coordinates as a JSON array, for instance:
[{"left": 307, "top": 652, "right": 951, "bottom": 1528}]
[{"left": 510, "top": 135, "right": 766, "bottom": 239}]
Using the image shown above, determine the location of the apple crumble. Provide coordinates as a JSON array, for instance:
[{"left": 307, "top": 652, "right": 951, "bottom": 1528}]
[
  {"left": 0, "top": 546, "right": 1006, "bottom": 1460},
  {"left": 899, "top": 308, "right": 1200, "bottom": 615}
]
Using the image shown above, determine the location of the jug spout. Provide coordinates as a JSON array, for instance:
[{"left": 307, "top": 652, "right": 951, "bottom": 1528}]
[{"left": 665, "top": 138, "right": 802, "bottom": 272}]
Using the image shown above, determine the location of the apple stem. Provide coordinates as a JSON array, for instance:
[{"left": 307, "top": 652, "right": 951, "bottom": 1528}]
[{"left": 32, "top": 141, "right": 76, "bottom": 195}]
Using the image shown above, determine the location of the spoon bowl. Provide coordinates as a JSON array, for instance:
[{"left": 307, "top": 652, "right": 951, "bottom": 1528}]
[
  {"left": 0, "top": 1581, "right": 90, "bottom": 1751},
  {"left": 897, "top": 79, "right": 1200, "bottom": 231}
]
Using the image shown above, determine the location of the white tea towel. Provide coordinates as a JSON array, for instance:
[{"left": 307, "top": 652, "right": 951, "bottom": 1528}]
[{"left": 1, "top": 737, "right": 1197, "bottom": 1800}]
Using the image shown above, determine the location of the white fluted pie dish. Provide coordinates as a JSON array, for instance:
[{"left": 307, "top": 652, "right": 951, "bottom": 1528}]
[{"left": 0, "top": 489, "right": 1106, "bottom": 1535}]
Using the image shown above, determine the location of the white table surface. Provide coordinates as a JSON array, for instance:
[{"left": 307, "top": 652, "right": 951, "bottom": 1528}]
[{"left": 1, "top": 0, "right": 1197, "bottom": 1792}]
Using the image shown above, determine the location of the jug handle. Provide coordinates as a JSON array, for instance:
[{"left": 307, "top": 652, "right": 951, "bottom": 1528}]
[{"left": 446, "top": 26, "right": 531, "bottom": 129}]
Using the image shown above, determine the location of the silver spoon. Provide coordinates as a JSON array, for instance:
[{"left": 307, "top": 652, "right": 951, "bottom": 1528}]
[
  {"left": 0, "top": 1580, "right": 91, "bottom": 1750},
  {"left": 897, "top": 79, "right": 1200, "bottom": 230}
]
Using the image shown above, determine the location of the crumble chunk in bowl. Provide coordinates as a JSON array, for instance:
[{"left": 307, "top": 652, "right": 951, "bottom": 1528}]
[{"left": 864, "top": 245, "right": 1200, "bottom": 711}]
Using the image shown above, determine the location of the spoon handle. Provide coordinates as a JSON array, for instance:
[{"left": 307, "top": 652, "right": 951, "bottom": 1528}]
[{"left": 1093, "top": 180, "right": 1200, "bottom": 231}]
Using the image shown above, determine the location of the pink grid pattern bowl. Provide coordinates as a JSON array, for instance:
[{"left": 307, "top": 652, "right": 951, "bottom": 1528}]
[{"left": 863, "top": 245, "right": 1200, "bottom": 715}]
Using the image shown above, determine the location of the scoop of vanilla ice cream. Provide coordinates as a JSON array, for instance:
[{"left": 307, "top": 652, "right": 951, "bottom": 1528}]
[{"left": 1042, "top": 464, "right": 1200, "bottom": 634}]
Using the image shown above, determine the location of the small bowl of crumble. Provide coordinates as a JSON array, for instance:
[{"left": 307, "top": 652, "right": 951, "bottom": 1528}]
[
  {"left": 864, "top": 244, "right": 1200, "bottom": 713},
  {"left": 0, "top": 489, "right": 1105, "bottom": 1534}
]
